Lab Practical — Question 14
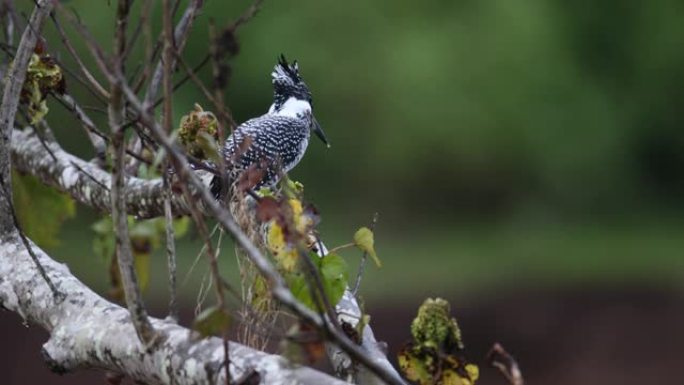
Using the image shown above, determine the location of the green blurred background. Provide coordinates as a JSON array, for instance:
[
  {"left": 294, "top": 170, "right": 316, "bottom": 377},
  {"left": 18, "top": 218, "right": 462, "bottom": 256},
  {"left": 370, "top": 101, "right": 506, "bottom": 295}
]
[
  {"left": 5, "top": 0, "right": 684, "bottom": 383},
  {"left": 26, "top": 0, "right": 684, "bottom": 299}
]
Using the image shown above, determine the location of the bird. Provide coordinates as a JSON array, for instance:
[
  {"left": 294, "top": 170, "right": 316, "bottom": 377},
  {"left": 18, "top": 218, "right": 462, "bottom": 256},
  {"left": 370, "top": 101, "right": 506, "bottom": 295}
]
[{"left": 210, "top": 55, "right": 329, "bottom": 198}]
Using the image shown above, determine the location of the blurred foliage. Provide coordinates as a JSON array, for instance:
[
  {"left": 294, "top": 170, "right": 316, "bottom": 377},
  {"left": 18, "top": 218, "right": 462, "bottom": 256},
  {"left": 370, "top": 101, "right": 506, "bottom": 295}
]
[
  {"left": 12, "top": 171, "right": 76, "bottom": 249},
  {"left": 12, "top": 0, "right": 684, "bottom": 299},
  {"left": 92, "top": 215, "right": 189, "bottom": 300},
  {"left": 22, "top": 0, "right": 684, "bottom": 227}
]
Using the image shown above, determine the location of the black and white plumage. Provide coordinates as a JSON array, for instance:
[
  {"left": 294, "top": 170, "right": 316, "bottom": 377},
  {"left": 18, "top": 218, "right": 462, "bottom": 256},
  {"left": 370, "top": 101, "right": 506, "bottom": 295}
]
[{"left": 210, "top": 55, "right": 329, "bottom": 197}]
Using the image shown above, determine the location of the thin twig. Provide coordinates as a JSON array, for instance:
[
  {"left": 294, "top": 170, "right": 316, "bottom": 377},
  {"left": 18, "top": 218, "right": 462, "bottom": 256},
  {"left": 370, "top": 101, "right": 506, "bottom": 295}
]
[
  {"left": 227, "top": 0, "right": 265, "bottom": 32},
  {"left": 176, "top": 181, "right": 230, "bottom": 382},
  {"left": 208, "top": 19, "right": 235, "bottom": 133},
  {"left": 151, "top": 54, "right": 211, "bottom": 109},
  {"left": 142, "top": 0, "right": 204, "bottom": 110},
  {"left": 161, "top": 0, "right": 179, "bottom": 323},
  {"left": 163, "top": 175, "right": 178, "bottom": 321},
  {"left": 50, "top": 12, "right": 109, "bottom": 99},
  {"left": 53, "top": 93, "right": 107, "bottom": 159},
  {"left": 109, "top": 0, "right": 157, "bottom": 346},
  {"left": 487, "top": 343, "right": 525, "bottom": 385},
  {"left": 174, "top": 50, "right": 235, "bottom": 129}
]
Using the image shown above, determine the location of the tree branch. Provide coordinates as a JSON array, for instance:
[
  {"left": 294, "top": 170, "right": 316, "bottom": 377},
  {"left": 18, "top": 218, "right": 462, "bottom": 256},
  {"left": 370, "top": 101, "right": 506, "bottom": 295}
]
[
  {"left": 10, "top": 128, "right": 192, "bottom": 218},
  {"left": 0, "top": 232, "right": 350, "bottom": 385},
  {"left": 109, "top": 0, "right": 158, "bottom": 345}
]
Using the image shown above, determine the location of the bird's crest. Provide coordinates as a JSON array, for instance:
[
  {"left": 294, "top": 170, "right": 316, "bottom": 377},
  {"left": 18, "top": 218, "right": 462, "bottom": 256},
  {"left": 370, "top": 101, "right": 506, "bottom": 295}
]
[
  {"left": 271, "top": 54, "right": 312, "bottom": 106},
  {"left": 272, "top": 54, "right": 302, "bottom": 87}
]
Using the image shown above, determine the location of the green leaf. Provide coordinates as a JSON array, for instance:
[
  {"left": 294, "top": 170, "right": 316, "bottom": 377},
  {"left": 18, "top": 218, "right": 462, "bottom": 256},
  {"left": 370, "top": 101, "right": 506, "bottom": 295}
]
[
  {"left": 12, "top": 170, "right": 76, "bottom": 249},
  {"left": 353, "top": 227, "right": 382, "bottom": 267},
  {"left": 288, "top": 274, "right": 316, "bottom": 310},
  {"left": 287, "top": 253, "right": 349, "bottom": 311},
  {"left": 320, "top": 253, "right": 349, "bottom": 308},
  {"left": 193, "top": 306, "right": 231, "bottom": 338}
]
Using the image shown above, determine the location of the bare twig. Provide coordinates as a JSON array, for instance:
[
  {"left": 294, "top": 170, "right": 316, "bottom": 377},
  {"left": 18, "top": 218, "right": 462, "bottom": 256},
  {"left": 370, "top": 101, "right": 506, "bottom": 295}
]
[
  {"left": 109, "top": 0, "right": 157, "bottom": 345},
  {"left": 1, "top": 0, "right": 15, "bottom": 50},
  {"left": 162, "top": 2, "right": 229, "bottom": 351},
  {"left": 130, "top": 0, "right": 154, "bottom": 94},
  {"left": 163, "top": 175, "right": 178, "bottom": 321},
  {"left": 161, "top": 0, "right": 178, "bottom": 323},
  {"left": 174, "top": 50, "right": 235, "bottom": 129},
  {"left": 487, "top": 343, "right": 525, "bottom": 385},
  {"left": 50, "top": 12, "right": 110, "bottom": 100},
  {"left": 142, "top": 0, "right": 204, "bottom": 110},
  {"left": 227, "top": 0, "right": 265, "bottom": 32},
  {"left": 53, "top": 93, "right": 107, "bottom": 160},
  {"left": 208, "top": 19, "right": 235, "bottom": 133}
]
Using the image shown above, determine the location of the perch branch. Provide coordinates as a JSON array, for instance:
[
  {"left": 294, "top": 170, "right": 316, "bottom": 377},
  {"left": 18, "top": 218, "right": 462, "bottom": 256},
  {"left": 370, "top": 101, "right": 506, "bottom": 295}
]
[{"left": 0, "top": 232, "right": 350, "bottom": 385}]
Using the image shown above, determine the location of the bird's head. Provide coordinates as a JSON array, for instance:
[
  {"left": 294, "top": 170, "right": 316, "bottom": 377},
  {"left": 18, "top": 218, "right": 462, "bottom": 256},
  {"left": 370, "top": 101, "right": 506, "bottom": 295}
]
[{"left": 269, "top": 55, "right": 330, "bottom": 147}]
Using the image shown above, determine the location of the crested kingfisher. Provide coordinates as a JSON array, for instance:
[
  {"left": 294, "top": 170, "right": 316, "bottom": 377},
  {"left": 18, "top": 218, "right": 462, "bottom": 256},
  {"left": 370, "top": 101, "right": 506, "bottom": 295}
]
[{"left": 210, "top": 55, "right": 329, "bottom": 197}]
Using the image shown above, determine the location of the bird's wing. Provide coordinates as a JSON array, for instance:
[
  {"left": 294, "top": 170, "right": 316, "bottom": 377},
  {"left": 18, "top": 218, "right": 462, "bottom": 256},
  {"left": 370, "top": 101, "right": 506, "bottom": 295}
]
[{"left": 223, "top": 115, "right": 308, "bottom": 171}]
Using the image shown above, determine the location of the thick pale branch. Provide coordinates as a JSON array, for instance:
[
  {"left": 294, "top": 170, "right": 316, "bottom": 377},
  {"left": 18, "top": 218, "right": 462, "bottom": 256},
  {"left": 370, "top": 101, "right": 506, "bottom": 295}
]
[
  {"left": 0, "top": 232, "right": 349, "bottom": 385},
  {"left": 10, "top": 128, "right": 191, "bottom": 218}
]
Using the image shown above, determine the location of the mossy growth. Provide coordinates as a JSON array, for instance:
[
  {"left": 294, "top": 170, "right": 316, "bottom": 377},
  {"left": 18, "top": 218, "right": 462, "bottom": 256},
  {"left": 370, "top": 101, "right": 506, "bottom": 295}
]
[
  {"left": 177, "top": 104, "right": 219, "bottom": 160},
  {"left": 21, "top": 53, "right": 66, "bottom": 124},
  {"left": 399, "top": 298, "right": 479, "bottom": 385}
]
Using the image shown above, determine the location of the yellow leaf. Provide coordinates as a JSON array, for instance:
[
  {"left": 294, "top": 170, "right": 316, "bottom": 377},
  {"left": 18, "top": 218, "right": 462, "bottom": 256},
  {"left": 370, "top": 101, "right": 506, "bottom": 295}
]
[
  {"left": 466, "top": 364, "right": 479, "bottom": 382},
  {"left": 267, "top": 222, "right": 299, "bottom": 272},
  {"left": 353, "top": 227, "right": 381, "bottom": 267},
  {"left": 289, "top": 198, "right": 313, "bottom": 233}
]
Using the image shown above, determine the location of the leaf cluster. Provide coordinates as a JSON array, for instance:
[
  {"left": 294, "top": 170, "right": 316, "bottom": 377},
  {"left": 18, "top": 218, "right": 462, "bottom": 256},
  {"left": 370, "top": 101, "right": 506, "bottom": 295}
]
[
  {"left": 398, "top": 298, "right": 479, "bottom": 385},
  {"left": 20, "top": 47, "right": 65, "bottom": 124}
]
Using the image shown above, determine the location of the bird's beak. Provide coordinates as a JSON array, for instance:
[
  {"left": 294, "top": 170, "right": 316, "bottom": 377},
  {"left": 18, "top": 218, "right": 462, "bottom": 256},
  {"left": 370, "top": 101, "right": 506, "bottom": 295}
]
[{"left": 312, "top": 116, "right": 330, "bottom": 148}]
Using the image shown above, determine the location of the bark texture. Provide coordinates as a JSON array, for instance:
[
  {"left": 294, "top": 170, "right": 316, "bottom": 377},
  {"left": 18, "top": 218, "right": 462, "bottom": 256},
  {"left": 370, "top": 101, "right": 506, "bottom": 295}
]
[{"left": 11, "top": 128, "right": 192, "bottom": 218}]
